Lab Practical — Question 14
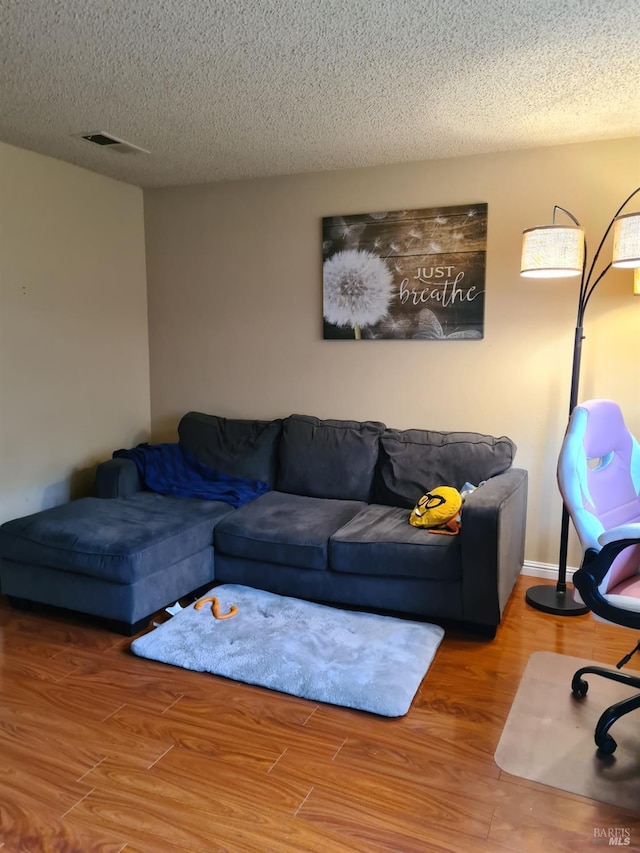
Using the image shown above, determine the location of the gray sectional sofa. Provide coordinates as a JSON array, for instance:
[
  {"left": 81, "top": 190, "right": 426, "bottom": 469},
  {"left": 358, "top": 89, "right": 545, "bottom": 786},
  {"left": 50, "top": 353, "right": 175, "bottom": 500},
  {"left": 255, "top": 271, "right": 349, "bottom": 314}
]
[{"left": 0, "top": 411, "right": 528, "bottom": 637}]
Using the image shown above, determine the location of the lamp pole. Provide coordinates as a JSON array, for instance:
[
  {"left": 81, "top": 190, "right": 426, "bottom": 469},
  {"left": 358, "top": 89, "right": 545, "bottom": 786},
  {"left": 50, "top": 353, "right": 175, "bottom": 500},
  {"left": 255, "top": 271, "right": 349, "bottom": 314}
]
[{"left": 524, "top": 187, "right": 640, "bottom": 616}]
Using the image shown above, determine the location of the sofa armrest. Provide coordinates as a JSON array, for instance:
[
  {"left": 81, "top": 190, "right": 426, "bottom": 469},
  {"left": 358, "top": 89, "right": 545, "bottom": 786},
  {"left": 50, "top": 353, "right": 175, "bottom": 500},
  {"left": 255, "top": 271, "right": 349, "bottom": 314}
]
[
  {"left": 459, "top": 468, "right": 528, "bottom": 632},
  {"left": 95, "top": 457, "right": 142, "bottom": 498}
]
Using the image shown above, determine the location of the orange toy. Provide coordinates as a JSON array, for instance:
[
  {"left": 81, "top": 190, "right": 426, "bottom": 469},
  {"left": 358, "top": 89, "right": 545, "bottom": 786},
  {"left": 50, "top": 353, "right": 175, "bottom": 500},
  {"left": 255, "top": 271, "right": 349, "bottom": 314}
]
[{"left": 194, "top": 595, "right": 238, "bottom": 619}]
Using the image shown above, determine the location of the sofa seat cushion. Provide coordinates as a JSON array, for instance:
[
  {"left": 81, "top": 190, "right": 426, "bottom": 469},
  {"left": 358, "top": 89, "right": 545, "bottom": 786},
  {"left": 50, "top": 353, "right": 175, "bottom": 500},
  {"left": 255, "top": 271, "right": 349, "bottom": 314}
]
[
  {"left": 329, "top": 504, "right": 462, "bottom": 581},
  {"left": 0, "top": 493, "right": 233, "bottom": 584},
  {"left": 214, "top": 490, "right": 366, "bottom": 571}
]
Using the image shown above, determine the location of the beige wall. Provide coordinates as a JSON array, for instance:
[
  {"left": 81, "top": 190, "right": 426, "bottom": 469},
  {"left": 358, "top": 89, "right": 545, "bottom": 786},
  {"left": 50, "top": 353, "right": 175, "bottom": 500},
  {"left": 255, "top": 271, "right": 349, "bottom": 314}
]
[
  {"left": 0, "top": 142, "right": 151, "bottom": 524},
  {"left": 144, "top": 137, "right": 640, "bottom": 568}
]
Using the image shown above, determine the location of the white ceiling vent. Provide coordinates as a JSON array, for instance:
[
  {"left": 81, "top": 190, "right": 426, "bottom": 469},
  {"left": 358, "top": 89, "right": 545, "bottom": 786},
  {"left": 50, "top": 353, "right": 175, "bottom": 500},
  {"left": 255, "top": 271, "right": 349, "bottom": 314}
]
[{"left": 75, "top": 132, "right": 150, "bottom": 154}]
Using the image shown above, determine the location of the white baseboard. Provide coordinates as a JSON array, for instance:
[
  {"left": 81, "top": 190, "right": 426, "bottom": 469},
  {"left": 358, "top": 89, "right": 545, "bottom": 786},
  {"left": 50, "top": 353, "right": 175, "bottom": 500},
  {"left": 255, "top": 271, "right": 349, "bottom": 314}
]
[{"left": 521, "top": 560, "right": 579, "bottom": 581}]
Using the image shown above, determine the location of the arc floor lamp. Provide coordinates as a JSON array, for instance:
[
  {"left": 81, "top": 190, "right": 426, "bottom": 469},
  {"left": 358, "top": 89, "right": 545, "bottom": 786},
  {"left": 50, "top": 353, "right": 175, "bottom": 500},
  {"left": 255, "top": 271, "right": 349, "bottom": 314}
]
[{"left": 520, "top": 187, "right": 640, "bottom": 615}]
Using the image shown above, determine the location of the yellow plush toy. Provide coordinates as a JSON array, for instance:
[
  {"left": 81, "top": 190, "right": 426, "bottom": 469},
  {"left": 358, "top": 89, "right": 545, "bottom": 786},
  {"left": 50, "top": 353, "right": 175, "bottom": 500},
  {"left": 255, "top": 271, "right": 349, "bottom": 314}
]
[{"left": 409, "top": 486, "right": 463, "bottom": 535}]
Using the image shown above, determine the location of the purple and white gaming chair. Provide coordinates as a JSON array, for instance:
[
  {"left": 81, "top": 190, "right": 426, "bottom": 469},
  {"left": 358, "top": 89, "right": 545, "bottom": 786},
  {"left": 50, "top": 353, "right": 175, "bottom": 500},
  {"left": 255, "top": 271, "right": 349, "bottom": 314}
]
[{"left": 557, "top": 399, "right": 640, "bottom": 755}]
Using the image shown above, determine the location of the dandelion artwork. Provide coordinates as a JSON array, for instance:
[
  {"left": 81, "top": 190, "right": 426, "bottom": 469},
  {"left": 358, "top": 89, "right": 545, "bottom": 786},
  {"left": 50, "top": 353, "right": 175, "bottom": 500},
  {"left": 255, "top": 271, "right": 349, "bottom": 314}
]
[
  {"left": 322, "top": 204, "right": 488, "bottom": 340},
  {"left": 323, "top": 249, "right": 393, "bottom": 340}
]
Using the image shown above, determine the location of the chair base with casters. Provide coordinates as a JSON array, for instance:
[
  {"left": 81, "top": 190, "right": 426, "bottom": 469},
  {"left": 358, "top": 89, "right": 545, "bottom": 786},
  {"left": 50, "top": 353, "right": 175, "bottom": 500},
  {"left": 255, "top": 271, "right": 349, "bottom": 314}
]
[{"left": 571, "top": 663, "right": 640, "bottom": 755}]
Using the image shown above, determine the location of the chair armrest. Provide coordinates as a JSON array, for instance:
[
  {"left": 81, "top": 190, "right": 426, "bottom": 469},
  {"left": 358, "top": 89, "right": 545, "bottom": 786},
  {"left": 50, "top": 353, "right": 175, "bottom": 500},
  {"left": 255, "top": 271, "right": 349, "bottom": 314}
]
[
  {"left": 598, "top": 523, "right": 640, "bottom": 548},
  {"left": 459, "top": 468, "right": 528, "bottom": 632},
  {"left": 95, "top": 457, "right": 142, "bottom": 498}
]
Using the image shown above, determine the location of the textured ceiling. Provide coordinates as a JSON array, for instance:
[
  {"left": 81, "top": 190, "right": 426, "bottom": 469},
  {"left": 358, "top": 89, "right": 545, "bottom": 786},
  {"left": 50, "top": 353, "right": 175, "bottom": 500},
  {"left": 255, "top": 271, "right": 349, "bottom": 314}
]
[{"left": 2, "top": 0, "right": 639, "bottom": 188}]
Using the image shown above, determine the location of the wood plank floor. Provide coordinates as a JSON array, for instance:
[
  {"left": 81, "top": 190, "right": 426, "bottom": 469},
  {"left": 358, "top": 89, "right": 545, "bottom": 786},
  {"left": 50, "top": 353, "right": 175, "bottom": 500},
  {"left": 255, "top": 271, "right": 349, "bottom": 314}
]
[{"left": 1, "top": 576, "right": 639, "bottom": 852}]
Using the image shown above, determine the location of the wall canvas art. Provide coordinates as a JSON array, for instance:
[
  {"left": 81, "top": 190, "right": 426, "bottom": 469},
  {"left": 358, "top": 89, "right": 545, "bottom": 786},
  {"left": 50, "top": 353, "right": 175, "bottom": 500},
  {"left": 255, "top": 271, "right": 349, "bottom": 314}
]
[{"left": 322, "top": 203, "right": 487, "bottom": 340}]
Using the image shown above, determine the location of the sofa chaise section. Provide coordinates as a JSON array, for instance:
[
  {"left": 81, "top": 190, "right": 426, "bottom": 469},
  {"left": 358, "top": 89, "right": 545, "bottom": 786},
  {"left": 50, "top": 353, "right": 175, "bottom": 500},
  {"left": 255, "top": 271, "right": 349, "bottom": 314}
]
[
  {"left": 0, "top": 492, "right": 234, "bottom": 633},
  {"left": 0, "top": 412, "right": 285, "bottom": 634}
]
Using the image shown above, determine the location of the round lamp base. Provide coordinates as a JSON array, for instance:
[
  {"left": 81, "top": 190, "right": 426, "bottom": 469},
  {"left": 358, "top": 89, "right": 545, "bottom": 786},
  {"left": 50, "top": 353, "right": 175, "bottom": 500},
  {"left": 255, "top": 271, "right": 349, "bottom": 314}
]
[{"left": 525, "top": 584, "right": 589, "bottom": 616}]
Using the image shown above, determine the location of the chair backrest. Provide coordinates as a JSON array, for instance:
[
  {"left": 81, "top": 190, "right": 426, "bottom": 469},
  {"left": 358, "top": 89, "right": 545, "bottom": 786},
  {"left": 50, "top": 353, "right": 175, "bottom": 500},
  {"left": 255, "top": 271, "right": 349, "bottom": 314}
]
[{"left": 557, "top": 398, "right": 640, "bottom": 557}]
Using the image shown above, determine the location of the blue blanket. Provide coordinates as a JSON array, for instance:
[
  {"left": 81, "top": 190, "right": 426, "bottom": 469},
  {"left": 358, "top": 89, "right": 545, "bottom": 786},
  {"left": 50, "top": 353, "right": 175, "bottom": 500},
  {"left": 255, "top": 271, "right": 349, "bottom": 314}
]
[{"left": 114, "top": 443, "right": 270, "bottom": 507}]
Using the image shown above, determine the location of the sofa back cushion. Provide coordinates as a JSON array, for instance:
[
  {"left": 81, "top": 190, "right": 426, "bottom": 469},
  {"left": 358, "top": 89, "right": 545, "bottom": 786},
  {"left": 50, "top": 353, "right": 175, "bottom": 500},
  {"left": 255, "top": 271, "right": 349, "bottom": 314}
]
[
  {"left": 178, "top": 412, "right": 282, "bottom": 486},
  {"left": 375, "top": 428, "right": 516, "bottom": 508},
  {"left": 277, "top": 414, "right": 386, "bottom": 501}
]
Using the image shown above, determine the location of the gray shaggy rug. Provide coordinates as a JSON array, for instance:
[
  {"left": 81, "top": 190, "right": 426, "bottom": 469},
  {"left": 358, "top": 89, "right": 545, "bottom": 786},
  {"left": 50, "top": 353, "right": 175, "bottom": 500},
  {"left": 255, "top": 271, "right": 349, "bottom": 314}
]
[{"left": 131, "top": 584, "right": 444, "bottom": 717}]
